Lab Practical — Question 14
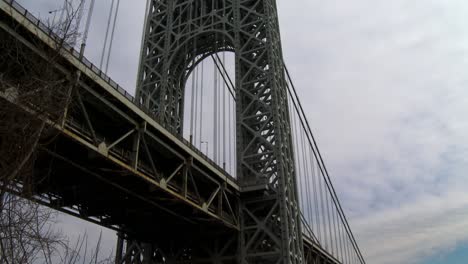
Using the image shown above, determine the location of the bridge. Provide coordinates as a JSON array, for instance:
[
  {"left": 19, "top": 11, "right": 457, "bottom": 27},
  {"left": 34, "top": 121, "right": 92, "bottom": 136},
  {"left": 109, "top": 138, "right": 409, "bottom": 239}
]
[{"left": 0, "top": 0, "right": 365, "bottom": 263}]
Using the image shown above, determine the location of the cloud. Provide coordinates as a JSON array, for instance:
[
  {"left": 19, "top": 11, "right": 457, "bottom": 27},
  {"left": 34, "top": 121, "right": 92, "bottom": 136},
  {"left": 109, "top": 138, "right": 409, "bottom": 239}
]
[
  {"left": 353, "top": 192, "right": 468, "bottom": 264},
  {"left": 277, "top": 0, "right": 468, "bottom": 263}
]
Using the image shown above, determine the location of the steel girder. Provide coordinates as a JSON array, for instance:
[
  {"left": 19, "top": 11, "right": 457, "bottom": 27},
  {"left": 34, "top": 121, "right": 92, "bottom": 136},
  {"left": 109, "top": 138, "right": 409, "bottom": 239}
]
[
  {"left": 116, "top": 233, "right": 237, "bottom": 264},
  {"left": 137, "top": 1, "right": 304, "bottom": 263},
  {"left": 0, "top": 1, "right": 240, "bottom": 250}
]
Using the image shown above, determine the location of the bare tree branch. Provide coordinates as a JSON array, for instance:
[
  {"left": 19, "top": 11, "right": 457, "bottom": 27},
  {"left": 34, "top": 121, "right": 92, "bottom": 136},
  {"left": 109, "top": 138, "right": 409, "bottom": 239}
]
[{"left": 0, "top": 1, "right": 115, "bottom": 263}]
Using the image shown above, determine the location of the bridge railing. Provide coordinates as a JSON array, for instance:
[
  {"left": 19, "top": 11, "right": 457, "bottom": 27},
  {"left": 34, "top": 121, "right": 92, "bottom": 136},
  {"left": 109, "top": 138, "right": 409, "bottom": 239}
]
[
  {"left": 2, "top": 0, "right": 235, "bottom": 183},
  {"left": 285, "top": 66, "right": 366, "bottom": 264}
]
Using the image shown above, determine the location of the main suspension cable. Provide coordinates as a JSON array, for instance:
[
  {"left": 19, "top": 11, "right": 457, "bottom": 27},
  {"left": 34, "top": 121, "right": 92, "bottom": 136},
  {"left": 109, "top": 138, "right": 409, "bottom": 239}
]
[{"left": 211, "top": 55, "right": 235, "bottom": 100}]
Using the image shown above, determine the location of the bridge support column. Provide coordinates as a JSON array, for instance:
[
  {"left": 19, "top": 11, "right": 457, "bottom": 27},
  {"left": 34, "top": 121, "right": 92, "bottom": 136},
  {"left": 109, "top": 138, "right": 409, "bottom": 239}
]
[{"left": 136, "top": 0, "right": 304, "bottom": 263}]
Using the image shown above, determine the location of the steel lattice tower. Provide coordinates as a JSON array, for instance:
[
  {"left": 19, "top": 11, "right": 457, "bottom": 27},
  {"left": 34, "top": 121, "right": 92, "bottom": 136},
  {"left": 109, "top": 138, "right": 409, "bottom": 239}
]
[{"left": 135, "top": 0, "right": 304, "bottom": 263}]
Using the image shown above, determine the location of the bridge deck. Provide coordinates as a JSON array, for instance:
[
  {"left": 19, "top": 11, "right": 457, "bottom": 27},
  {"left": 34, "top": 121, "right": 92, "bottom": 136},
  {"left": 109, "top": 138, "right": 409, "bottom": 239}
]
[{"left": 1, "top": 0, "right": 239, "bottom": 236}]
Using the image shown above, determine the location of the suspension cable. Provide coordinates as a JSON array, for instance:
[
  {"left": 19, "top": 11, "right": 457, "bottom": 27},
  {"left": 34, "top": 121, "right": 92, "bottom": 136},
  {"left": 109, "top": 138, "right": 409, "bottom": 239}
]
[
  {"left": 332, "top": 196, "right": 339, "bottom": 258},
  {"left": 325, "top": 183, "right": 332, "bottom": 252},
  {"left": 73, "top": 0, "right": 86, "bottom": 46},
  {"left": 228, "top": 67, "right": 232, "bottom": 174},
  {"left": 217, "top": 57, "right": 222, "bottom": 164},
  {"left": 199, "top": 61, "right": 204, "bottom": 149},
  {"left": 304, "top": 133, "right": 315, "bottom": 239},
  {"left": 80, "top": 0, "right": 95, "bottom": 57},
  {"left": 211, "top": 55, "right": 235, "bottom": 100},
  {"left": 190, "top": 44, "right": 196, "bottom": 144},
  {"left": 213, "top": 54, "right": 235, "bottom": 98},
  {"left": 194, "top": 63, "right": 200, "bottom": 147},
  {"left": 213, "top": 54, "right": 218, "bottom": 162},
  {"left": 105, "top": 0, "right": 120, "bottom": 73},
  {"left": 313, "top": 157, "right": 322, "bottom": 243},
  {"left": 100, "top": 0, "right": 115, "bottom": 69},
  {"left": 135, "top": 0, "right": 151, "bottom": 91},
  {"left": 284, "top": 64, "right": 366, "bottom": 263},
  {"left": 57, "top": 0, "right": 68, "bottom": 30},
  {"left": 222, "top": 52, "right": 226, "bottom": 170}
]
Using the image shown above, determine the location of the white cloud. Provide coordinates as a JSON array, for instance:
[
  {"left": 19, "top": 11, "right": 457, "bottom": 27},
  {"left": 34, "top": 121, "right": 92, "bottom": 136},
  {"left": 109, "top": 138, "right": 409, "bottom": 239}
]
[
  {"left": 353, "top": 192, "right": 468, "bottom": 264},
  {"left": 278, "top": 0, "right": 468, "bottom": 263}
]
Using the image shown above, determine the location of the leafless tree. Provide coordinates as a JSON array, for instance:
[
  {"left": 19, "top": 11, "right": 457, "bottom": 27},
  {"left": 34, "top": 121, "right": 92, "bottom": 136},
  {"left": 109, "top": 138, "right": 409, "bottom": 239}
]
[
  {"left": 0, "top": 0, "right": 83, "bottom": 194},
  {"left": 0, "top": 1, "right": 114, "bottom": 263}
]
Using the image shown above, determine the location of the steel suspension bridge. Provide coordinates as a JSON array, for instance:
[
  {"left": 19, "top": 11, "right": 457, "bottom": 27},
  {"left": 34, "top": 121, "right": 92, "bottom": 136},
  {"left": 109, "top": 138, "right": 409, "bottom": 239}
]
[{"left": 0, "top": 0, "right": 366, "bottom": 263}]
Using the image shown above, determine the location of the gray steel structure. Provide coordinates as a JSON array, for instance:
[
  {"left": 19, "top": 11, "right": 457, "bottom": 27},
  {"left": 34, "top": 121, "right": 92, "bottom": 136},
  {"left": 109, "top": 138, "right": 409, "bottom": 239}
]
[
  {"left": 0, "top": 1, "right": 366, "bottom": 264},
  {"left": 136, "top": 1, "right": 303, "bottom": 263}
]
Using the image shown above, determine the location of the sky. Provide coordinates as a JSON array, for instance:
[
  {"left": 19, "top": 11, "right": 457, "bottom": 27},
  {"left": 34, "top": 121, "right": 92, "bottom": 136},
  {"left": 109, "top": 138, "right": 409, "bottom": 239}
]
[{"left": 17, "top": 0, "right": 468, "bottom": 263}]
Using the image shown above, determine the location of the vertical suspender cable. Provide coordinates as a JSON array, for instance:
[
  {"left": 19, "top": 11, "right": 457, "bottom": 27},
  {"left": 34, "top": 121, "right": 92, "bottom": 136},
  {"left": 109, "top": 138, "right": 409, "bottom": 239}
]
[
  {"left": 311, "top": 149, "right": 321, "bottom": 241},
  {"left": 194, "top": 65, "right": 199, "bottom": 146},
  {"left": 217, "top": 59, "right": 221, "bottom": 164},
  {"left": 136, "top": 0, "right": 152, "bottom": 94},
  {"left": 333, "top": 200, "right": 339, "bottom": 260},
  {"left": 228, "top": 64, "right": 232, "bottom": 174},
  {"left": 344, "top": 235, "right": 348, "bottom": 264},
  {"left": 213, "top": 57, "right": 218, "bottom": 162},
  {"left": 222, "top": 52, "right": 226, "bottom": 170},
  {"left": 291, "top": 99, "right": 304, "bottom": 217},
  {"left": 325, "top": 186, "right": 332, "bottom": 253},
  {"left": 299, "top": 119, "right": 309, "bottom": 225},
  {"left": 100, "top": 0, "right": 115, "bottom": 69},
  {"left": 73, "top": 0, "right": 86, "bottom": 46},
  {"left": 346, "top": 233, "right": 351, "bottom": 264},
  {"left": 80, "top": 0, "right": 95, "bottom": 57},
  {"left": 284, "top": 65, "right": 365, "bottom": 263},
  {"left": 342, "top": 223, "right": 347, "bottom": 263},
  {"left": 332, "top": 202, "right": 338, "bottom": 259},
  {"left": 340, "top": 221, "right": 346, "bottom": 263},
  {"left": 199, "top": 61, "right": 204, "bottom": 149},
  {"left": 105, "top": 0, "right": 121, "bottom": 73},
  {"left": 232, "top": 76, "right": 236, "bottom": 177},
  {"left": 336, "top": 210, "right": 343, "bottom": 262},
  {"left": 57, "top": 0, "right": 68, "bottom": 30},
  {"left": 319, "top": 164, "right": 327, "bottom": 249},
  {"left": 340, "top": 212, "right": 346, "bottom": 262},
  {"left": 190, "top": 43, "right": 196, "bottom": 144},
  {"left": 212, "top": 0, "right": 216, "bottom": 162},
  {"left": 222, "top": 3, "right": 227, "bottom": 171},
  {"left": 296, "top": 92, "right": 313, "bottom": 227},
  {"left": 304, "top": 143, "right": 315, "bottom": 233}
]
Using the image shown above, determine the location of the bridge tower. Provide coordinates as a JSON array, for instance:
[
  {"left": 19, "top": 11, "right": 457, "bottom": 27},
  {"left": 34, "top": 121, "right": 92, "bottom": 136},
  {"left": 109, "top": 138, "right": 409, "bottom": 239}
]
[{"left": 126, "top": 0, "right": 304, "bottom": 263}]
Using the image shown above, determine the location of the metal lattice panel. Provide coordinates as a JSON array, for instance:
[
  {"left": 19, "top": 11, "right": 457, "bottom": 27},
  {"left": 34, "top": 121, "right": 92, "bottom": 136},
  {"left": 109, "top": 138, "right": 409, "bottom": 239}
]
[{"left": 136, "top": 0, "right": 304, "bottom": 263}]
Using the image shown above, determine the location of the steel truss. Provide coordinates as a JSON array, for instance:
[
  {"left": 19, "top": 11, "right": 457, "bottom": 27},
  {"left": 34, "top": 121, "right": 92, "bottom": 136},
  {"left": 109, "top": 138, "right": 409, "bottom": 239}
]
[
  {"left": 115, "top": 232, "right": 237, "bottom": 264},
  {"left": 0, "top": 1, "right": 239, "bottom": 257},
  {"left": 137, "top": 0, "right": 303, "bottom": 263}
]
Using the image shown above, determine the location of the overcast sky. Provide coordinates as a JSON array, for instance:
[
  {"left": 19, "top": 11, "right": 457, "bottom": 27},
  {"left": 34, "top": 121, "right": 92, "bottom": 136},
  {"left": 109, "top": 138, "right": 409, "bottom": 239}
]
[{"left": 19, "top": 0, "right": 468, "bottom": 263}]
